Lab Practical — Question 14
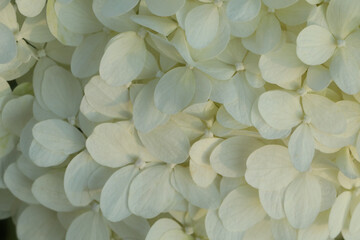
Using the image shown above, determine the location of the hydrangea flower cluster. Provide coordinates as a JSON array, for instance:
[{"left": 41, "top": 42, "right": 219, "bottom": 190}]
[{"left": 1, "top": 0, "right": 360, "bottom": 239}]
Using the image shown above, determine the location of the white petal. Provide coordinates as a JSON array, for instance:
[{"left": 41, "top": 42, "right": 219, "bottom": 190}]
[
  {"left": 230, "top": 11, "right": 261, "bottom": 38},
  {"left": 64, "top": 150, "right": 100, "bottom": 206},
  {"left": 296, "top": 25, "right": 336, "bottom": 65},
  {"left": 184, "top": 4, "right": 219, "bottom": 49},
  {"left": 160, "top": 229, "right": 192, "bottom": 240},
  {"left": 146, "top": 0, "right": 185, "bottom": 17},
  {"left": 128, "top": 164, "right": 176, "bottom": 218},
  {"left": 195, "top": 59, "right": 235, "bottom": 80},
  {"left": 29, "top": 139, "right": 68, "bottom": 167},
  {"left": 259, "top": 188, "right": 285, "bottom": 219},
  {"left": 226, "top": 0, "right": 261, "bottom": 22},
  {"left": 84, "top": 75, "right": 131, "bottom": 119},
  {"left": 330, "top": 48, "right": 360, "bottom": 95},
  {"left": 298, "top": 212, "right": 331, "bottom": 240},
  {"left": 2, "top": 95, "right": 33, "bottom": 136},
  {"left": 288, "top": 123, "right": 315, "bottom": 172},
  {"left": 100, "top": 165, "right": 139, "bottom": 222},
  {"left": 4, "top": 163, "right": 38, "bottom": 204},
  {"left": 243, "top": 219, "right": 273, "bottom": 240},
  {"left": 284, "top": 174, "right": 322, "bottom": 229},
  {"left": 46, "top": 0, "right": 83, "bottom": 47},
  {"left": 171, "top": 166, "right": 221, "bottom": 209},
  {"left": 251, "top": 100, "right": 291, "bottom": 140},
  {"left": 138, "top": 122, "right": 190, "bottom": 164},
  {"left": 271, "top": 219, "right": 297, "bottom": 240},
  {"left": 145, "top": 218, "right": 181, "bottom": 240},
  {"left": 258, "top": 90, "right": 302, "bottom": 130},
  {"left": 219, "top": 185, "right": 266, "bottom": 232},
  {"left": 275, "top": 1, "right": 313, "bottom": 26},
  {"left": 318, "top": 177, "right": 337, "bottom": 211},
  {"left": 245, "top": 145, "right": 299, "bottom": 191},
  {"left": 101, "top": 0, "right": 138, "bottom": 17},
  {"left": 0, "top": 22, "right": 16, "bottom": 64},
  {"left": 99, "top": 32, "right": 146, "bottom": 86},
  {"left": 328, "top": 191, "right": 352, "bottom": 238},
  {"left": 133, "top": 80, "right": 169, "bottom": 133},
  {"left": 259, "top": 43, "right": 307, "bottom": 85},
  {"left": 86, "top": 122, "right": 146, "bottom": 168},
  {"left": 20, "top": 11, "right": 55, "bottom": 43},
  {"left": 242, "top": 14, "right": 281, "bottom": 55},
  {"left": 55, "top": 0, "right": 102, "bottom": 34},
  {"left": 154, "top": 67, "right": 195, "bottom": 114},
  {"left": 205, "top": 210, "right": 245, "bottom": 240},
  {"left": 306, "top": 65, "right": 331, "bottom": 91},
  {"left": 16, "top": 0, "right": 46, "bottom": 17},
  {"left": 210, "top": 136, "right": 263, "bottom": 177},
  {"left": 109, "top": 215, "right": 150, "bottom": 240},
  {"left": 41, "top": 65, "right": 82, "bottom": 118},
  {"left": 262, "top": 0, "right": 297, "bottom": 9},
  {"left": 224, "top": 73, "right": 263, "bottom": 126},
  {"left": 326, "top": 0, "right": 360, "bottom": 39},
  {"left": 66, "top": 211, "right": 110, "bottom": 240},
  {"left": 302, "top": 93, "right": 347, "bottom": 134},
  {"left": 71, "top": 32, "right": 108, "bottom": 78},
  {"left": 131, "top": 15, "right": 177, "bottom": 36},
  {"left": 32, "top": 170, "right": 76, "bottom": 212},
  {"left": 17, "top": 205, "right": 65, "bottom": 240},
  {"left": 189, "top": 160, "right": 217, "bottom": 188},
  {"left": 33, "top": 119, "right": 85, "bottom": 154}
]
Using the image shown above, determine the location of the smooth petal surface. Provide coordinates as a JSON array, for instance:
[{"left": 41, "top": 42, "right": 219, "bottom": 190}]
[
  {"left": 258, "top": 90, "right": 303, "bottom": 130},
  {"left": 146, "top": 0, "right": 185, "bottom": 17},
  {"left": 219, "top": 185, "right": 266, "bottom": 232},
  {"left": 99, "top": 32, "right": 146, "bottom": 86},
  {"left": 296, "top": 25, "right": 336, "bottom": 65},
  {"left": 288, "top": 123, "right": 315, "bottom": 172},
  {"left": 185, "top": 4, "right": 219, "bottom": 49},
  {"left": 210, "top": 136, "right": 263, "bottom": 177},
  {"left": 284, "top": 174, "right": 322, "bottom": 229},
  {"left": 128, "top": 165, "right": 176, "bottom": 218},
  {"left": 33, "top": 119, "right": 85, "bottom": 154},
  {"left": 0, "top": 23, "right": 16, "bottom": 64},
  {"left": 328, "top": 191, "right": 352, "bottom": 238},
  {"left": 154, "top": 67, "right": 195, "bottom": 114},
  {"left": 226, "top": 0, "right": 261, "bottom": 22},
  {"left": 245, "top": 145, "right": 299, "bottom": 191},
  {"left": 100, "top": 165, "right": 139, "bottom": 222},
  {"left": 41, "top": 65, "right": 83, "bottom": 118}
]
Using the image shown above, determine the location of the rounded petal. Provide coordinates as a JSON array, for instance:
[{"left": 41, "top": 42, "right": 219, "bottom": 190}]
[
  {"left": 99, "top": 32, "right": 146, "bottom": 86},
  {"left": 64, "top": 150, "right": 100, "bottom": 206},
  {"left": 330, "top": 48, "right": 360, "bottom": 95},
  {"left": 326, "top": 0, "right": 360, "bottom": 39},
  {"left": 100, "top": 165, "right": 139, "bottom": 222},
  {"left": 302, "top": 93, "right": 347, "bottom": 134},
  {"left": 101, "top": 0, "right": 138, "bottom": 17},
  {"left": 184, "top": 4, "right": 219, "bottom": 49},
  {"left": 0, "top": 22, "right": 16, "bottom": 64},
  {"left": 138, "top": 122, "right": 190, "bottom": 164},
  {"left": 133, "top": 80, "right": 169, "bottom": 133},
  {"left": 258, "top": 90, "right": 303, "bottom": 130},
  {"left": 66, "top": 211, "right": 111, "bottom": 240},
  {"left": 17, "top": 205, "right": 65, "bottom": 240},
  {"left": 305, "top": 65, "right": 331, "bottom": 91},
  {"left": 288, "top": 123, "right": 315, "bottom": 172},
  {"left": 33, "top": 119, "right": 85, "bottom": 154},
  {"left": 328, "top": 191, "right": 352, "bottom": 238},
  {"left": 154, "top": 67, "right": 195, "bottom": 114},
  {"left": 219, "top": 185, "right": 266, "bottom": 232},
  {"left": 226, "top": 0, "right": 261, "bottom": 22},
  {"left": 32, "top": 170, "right": 76, "bottom": 212},
  {"left": 146, "top": 0, "right": 185, "bottom": 17},
  {"left": 128, "top": 165, "right": 176, "bottom": 218},
  {"left": 259, "top": 43, "right": 307, "bottom": 85},
  {"left": 210, "top": 136, "right": 263, "bottom": 177},
  {"left": 41, "top": 65, "right": 83, "bottom": 118},
  {"left": 245, "top": 145, "right": 299, "bottom": 191},
  {"left": 296, "top": 25, "right": 336, "bottom": 65},
  {"left": 15, "top": 0, "right": 46, "bottom": 17},
  {"left": 284, "top": 174, "right": 322, "bottom": 229}
]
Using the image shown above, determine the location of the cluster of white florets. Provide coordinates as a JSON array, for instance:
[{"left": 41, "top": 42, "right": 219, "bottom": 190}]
[{"left": 1, "top": 0, "right": 360, "bottom": 239}]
